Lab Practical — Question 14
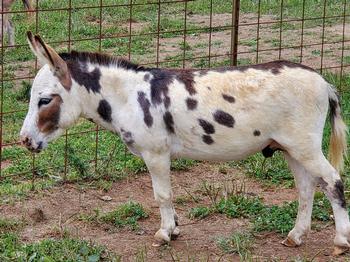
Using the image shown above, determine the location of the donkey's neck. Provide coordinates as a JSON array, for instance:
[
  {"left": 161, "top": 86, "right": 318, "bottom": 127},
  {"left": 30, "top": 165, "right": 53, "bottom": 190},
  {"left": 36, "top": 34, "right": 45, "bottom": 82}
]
[{"left": 76, "top": 65, "right": 148, "bottom": 133}]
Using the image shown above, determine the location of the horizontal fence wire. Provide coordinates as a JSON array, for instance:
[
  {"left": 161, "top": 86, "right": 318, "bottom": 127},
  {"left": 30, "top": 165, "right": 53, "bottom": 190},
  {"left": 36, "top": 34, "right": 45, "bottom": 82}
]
[{"left": 0, "top": 0, "right": 349, "bottom": 181}]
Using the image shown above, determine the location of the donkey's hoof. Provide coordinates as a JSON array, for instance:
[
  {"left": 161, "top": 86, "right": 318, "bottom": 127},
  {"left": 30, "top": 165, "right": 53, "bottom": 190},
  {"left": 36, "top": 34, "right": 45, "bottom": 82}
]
[
  {"left": 153, "top": 228, "right": 170, "bottom": 247},
  {"left": 281, "top": 237, "right": 299, "bottom": 247},
  {"left": 333, "top": 246, "right": 349, "bottom": 256},
  {"left": 152, "top": 239, "right": 168, "bottom": 247}
]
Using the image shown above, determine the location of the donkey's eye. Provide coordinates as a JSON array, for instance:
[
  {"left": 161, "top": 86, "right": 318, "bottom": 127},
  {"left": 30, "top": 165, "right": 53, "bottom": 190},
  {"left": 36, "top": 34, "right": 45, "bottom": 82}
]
[{"left": 38, "top": 98, "right": 52, "bottom": 108}]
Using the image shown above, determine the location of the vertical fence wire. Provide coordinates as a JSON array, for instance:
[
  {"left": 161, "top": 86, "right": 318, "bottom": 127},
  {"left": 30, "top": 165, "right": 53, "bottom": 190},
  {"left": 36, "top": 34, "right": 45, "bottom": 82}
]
[
  {"left": 320, "top": 0, "right": 327, "bottom": 74},
  {"left": 299, "top": 0, "right": 306, "bottom": 63},
  {"left": 339, "top": 0, "right": 347, "bottom": 93},
  {"left": 0, "top": 0, "right": 4, "bottom": 175},
  {"left": 256, "top": 0, "right": 261, "bottom": 63},
  {"left": 182, "top": 0, "right": 188, "bottom": 69},
  {"left": 278, "top": 0, "right": 284, "bottom": 59},
  {"left": 230, "top": 0, "right": 239, "bottom": 66},
  {"left": 63, "top": 0, "right": 73, "bottom": 182},
  {"left": 208, "top": 0, "right": 213, "bottom": 68},
  {"left": 156, "top": 0, "right": 161, "bottom": 68}
]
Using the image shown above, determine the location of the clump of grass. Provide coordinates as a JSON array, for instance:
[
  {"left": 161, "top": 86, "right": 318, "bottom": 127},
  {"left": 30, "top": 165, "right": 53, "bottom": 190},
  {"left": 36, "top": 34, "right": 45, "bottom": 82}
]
[
  {"left": 171, "top": 159, "right": 196, "bottom": 171},
  {"left": 0, "top": 217, "right": 24, "bottom": 234},
  {"left": 188, "top": 206, "right": 211, "bottom": 219},
  {"left": 216, "top": 195, "right": 265, "bottom": 219},
  {"left": 15, "top": 81, "right": 31, "bottom": 101},
  {"left": 232, "top": 152, "right": 294, "bottom": 188},
  {"left": 189, "top": 184, "right": 334, "bottom": 235},
  {"left": 80, "top": 201, "right": 148, "bottom": 231},
  {"left": 216, "top": 231, "right": 254, "bottom": 261},
  {"left": 253, "top": 201, "right": 298, "bottom": 234},
  {"left": 100, "top": 201, "right": 148, "bottom": 230},
  {"left": 0, "top": 233, "right": 119, "bottom": 262}
]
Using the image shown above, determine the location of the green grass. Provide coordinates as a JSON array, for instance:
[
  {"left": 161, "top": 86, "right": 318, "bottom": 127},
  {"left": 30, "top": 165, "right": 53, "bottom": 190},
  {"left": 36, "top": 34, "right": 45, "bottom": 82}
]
[
  {"left": 79, "top": 201, "right": 148, "bottom": 231},
  {"left": 189, "top": 190, "right": 334, "bottom": 235},
  {"left": 0, "top": 218, "right": 25, "bottom": 234},
  {"left": 216, "top": 231, "right": 253, "bottom": 261},
  {"left": 0, "top": 233, "right": 119, "bottom": 262}
]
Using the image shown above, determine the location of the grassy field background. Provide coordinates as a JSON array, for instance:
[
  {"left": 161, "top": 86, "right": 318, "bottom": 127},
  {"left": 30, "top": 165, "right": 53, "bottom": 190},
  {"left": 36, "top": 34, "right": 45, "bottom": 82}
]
[{"left": 0, "top": 0, "right": 349, "bottom": 260}]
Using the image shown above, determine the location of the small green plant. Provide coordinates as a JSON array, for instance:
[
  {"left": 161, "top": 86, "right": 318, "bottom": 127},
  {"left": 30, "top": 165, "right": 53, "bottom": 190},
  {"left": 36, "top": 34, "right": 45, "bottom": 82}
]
[
  {"left": 15, "top": 81, "right": 31, "bottom": 101},
  {"left": 188, "top": 206, "right": 211, "bottom": 219},
  {"left": 0, "top": 217, "right": 25, "bottom": 234},
  {"left": 99, "top": 201, "right": 148, "bottom": 230},
  {"left": 171, "top": 158, "right": 196, "bottom": 171},
  {"left": 79, "top": 201, "right": 148, "bottom": 231},
  {"left": 216, "top": 231, "right": 253, "bottom": 261},
  {"left": 253, "top": 201, "right": 298, "bottom": 234},
  {"left": 216, "top": 195, "right": 265, "bottom": 219},
  {"left": 200, "top": 181, "right": 221, "bottom": 206},
  {"left": 174, "top": 195, "right": 192, "bottom": 205}
]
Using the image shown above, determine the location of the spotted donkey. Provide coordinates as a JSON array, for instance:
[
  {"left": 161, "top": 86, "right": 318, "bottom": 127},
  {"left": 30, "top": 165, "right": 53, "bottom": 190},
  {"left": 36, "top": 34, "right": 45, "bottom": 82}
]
[{"left": 20, "top": 32, "right": 348, "bottom": 254}]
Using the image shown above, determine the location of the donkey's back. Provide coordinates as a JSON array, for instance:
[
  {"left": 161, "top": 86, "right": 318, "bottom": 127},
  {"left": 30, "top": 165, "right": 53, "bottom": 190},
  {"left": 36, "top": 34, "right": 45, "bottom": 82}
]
[{"left": 145, "top": 61, "right": 332, "bottom": 162}]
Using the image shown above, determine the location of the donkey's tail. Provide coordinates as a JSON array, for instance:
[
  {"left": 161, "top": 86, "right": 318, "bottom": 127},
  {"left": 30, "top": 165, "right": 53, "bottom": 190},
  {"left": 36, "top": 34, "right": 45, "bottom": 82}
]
[
  {"left": 22, "top": 0, "right": 32, "bottom": 11},
  {"left": 328, "top": 84, "right": 348, "bottom": 173}
]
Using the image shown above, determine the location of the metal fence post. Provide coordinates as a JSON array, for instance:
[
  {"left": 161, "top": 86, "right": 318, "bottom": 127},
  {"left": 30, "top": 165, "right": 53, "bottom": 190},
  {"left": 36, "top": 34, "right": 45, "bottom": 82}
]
[{"left": 230, "top": 0, "right": 240, "bottom": 66}]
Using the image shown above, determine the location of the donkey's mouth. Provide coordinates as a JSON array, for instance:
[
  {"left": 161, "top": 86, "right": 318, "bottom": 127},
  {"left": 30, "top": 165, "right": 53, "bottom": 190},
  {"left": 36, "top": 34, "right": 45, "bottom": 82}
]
[{"left": 27, "top": 141, "right": 43, "bottom": 153}]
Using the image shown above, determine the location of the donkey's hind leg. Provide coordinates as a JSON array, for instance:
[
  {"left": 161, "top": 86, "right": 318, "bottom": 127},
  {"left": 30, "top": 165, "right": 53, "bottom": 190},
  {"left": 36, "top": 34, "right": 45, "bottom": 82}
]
[
  {"left": 288, "top": 148, "right": 350, "bottom": 254},
  {"left": 282, "top": 152, "right": 317, "bottom": 247}
]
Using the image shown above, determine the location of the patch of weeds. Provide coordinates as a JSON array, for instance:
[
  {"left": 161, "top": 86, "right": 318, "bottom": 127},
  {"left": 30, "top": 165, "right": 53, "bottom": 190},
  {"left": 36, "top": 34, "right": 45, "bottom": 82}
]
[
  {"left": 232, "top": 152, "right": 294, "bottom": 188},
  {"left": 240, "top": 39, "right": 258, "bottom": 48},
  {"left": 0, "top": 217, "right": 25, "bottom": 234},
  {"left": 312, "top": 49, "right": 321, "bottom": 56},
  {"left": 216, "top": 231, "right": 253, "bottom": 261},
  {"left": 0, "top": 233, "right": 119, "bottom": 261},
  {"left": 189, "top": 186, "right": 334, "bottom": 236},
  {"left": 216, "top": 195, "right": 265, "bottom": 219},
  {"left": 253, "top": 194, "right": 333, "bottom": 234},
  {"left": 179, "top": 41, "right": 191, "bottom": 51},
  {"left": 82, "top": 201, "right": 148, "bottom": 231},
  {"left": 135, "top": 246, "right": 148, "bottom": 262},
  {"left": 312, "top": 192, "right": 332, "bottom": 222},
  {"left": 174, "top": 195, "right": 193, "bottom": 205},
  {"left": 253, "top": 201, "right": 297, "bottom": 234},
  {"left": 344, "top": 56, "right": 350, "bottom": 65},
  {"left": 171, "top": 158, "right": 196, "bottom": 171},
  {"left": 188, "top": 206, "right": 210, "bottom": 219},
  {"left": 101, "top": 201, "right": 148, "bottom": 230},
  {"left": 66, "top": 145, "right": 90, "bottom": 178},
  {"left": 15, "top": 81, "right": 31, "bottom": 102},
  {"left": 200, "top": 181, "right": 221, "bottom": 206},
  {"left": 94, "top": 179, "right": 113, "bottom": 192}
]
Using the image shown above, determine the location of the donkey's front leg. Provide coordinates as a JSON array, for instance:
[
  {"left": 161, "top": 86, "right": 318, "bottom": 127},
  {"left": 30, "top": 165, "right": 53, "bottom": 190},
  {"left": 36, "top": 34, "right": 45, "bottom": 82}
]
[{"left": 142, "top": 150, "right": 179, "bottom": 246}]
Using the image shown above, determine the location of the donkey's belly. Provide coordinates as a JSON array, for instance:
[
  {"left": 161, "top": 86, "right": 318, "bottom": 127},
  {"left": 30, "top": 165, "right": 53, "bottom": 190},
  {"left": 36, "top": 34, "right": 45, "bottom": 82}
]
[{"left": 170, "top": 135, "right": 269, "bottom": 161}]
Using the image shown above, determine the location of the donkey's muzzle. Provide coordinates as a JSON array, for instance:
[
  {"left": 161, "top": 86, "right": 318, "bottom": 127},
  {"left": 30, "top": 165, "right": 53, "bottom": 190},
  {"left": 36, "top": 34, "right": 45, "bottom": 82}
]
[{"left": 20, "top": 135, "right": 43, "bottom": 153}]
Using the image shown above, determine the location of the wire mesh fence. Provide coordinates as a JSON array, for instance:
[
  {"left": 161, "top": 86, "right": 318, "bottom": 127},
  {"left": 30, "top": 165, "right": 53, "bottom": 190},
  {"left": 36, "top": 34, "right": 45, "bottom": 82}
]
[{"left": 0, "top": 0, "right": 349, "bottom": 189}]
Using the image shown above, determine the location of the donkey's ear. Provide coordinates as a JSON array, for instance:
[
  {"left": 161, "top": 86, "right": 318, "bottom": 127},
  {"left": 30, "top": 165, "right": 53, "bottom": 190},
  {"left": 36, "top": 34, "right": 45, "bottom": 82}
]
[{"left": 27, "top": 31, "right": 71, "bottom": 90}]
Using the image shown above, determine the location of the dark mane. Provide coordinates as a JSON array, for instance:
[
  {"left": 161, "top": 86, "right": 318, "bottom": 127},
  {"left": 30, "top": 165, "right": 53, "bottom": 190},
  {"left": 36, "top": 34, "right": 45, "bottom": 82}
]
[{"left": 59, "top": 51, "right": 147, "bottom": 72}]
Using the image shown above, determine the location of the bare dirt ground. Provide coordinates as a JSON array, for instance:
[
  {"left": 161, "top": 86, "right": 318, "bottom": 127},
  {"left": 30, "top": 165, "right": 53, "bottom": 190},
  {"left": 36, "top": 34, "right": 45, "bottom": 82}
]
[{"left": 1, "top": 162, "right": 348, "bottom": 261}]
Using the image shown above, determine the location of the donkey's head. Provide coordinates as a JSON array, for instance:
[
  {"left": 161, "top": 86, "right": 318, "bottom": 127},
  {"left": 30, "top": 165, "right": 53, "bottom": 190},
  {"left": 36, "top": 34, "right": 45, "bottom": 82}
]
[{"left": 20, "top": 32, "right": 81, "bottom": 152}]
